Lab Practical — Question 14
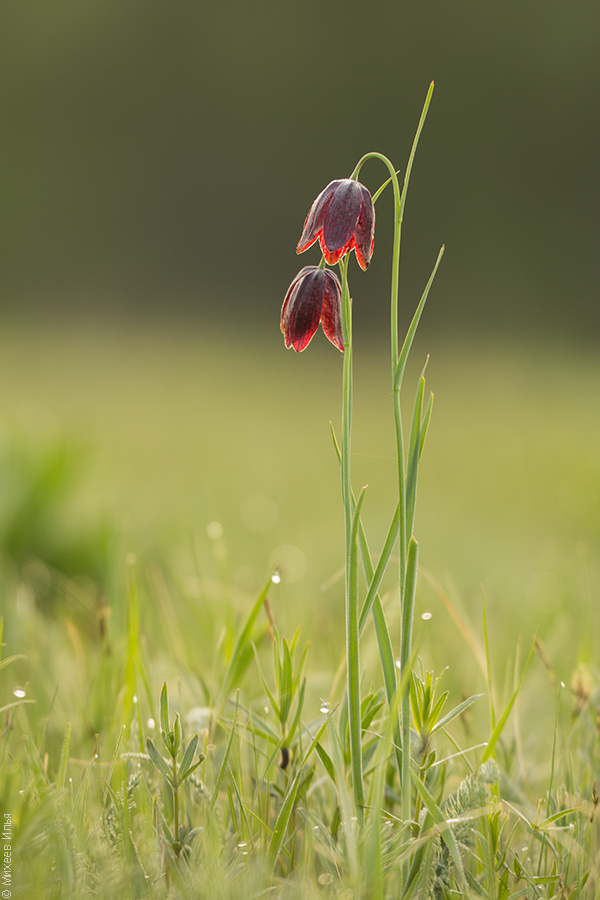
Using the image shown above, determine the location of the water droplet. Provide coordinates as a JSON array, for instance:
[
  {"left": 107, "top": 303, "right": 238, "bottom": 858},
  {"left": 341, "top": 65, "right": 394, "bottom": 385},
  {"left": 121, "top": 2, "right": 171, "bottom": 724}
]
[
  {"left": 13, "top": 688, "right": 26, "bottom": 698},
  {"left": 147, "top": 718, "right": 156, "bottom": 730},
  {"left": 207, "top": 521, "right": 223, "bottom": 540},
  {"left": 264, "top": 706, "right": 269, "bottom": 714},
  {"left": 133, "top": 695, "right": 138, "bottom": 704},
  {"left": 421, "top": 611, "right": 432, "bottom": 620},
  {"left": 237, "top": 842, "right": 247, "bottom": 848},
  {"left": 271, "top": 571, "right": 281, "bottom": 584},
  {"left": 319, "top": 701, "right": 330, "bottom": 714},
  {"left": 395, "top": 660, "right": 401, "bottom": 669},
  {"left": 318, "top": 873, "right": 334, "bottom": 885}
]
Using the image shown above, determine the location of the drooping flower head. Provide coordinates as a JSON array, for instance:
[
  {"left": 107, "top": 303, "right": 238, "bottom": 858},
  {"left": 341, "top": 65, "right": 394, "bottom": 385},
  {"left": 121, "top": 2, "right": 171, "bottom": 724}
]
[
  {"left": 281, "top": 266, "right": 343, "bottom": 352},
  {"left": 296, "top": 178, "right": 375, "bottom": 271}
]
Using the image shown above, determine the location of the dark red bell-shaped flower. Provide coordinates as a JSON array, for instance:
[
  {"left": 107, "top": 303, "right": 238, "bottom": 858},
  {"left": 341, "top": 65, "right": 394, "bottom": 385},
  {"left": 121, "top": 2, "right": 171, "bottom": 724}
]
[
  {"left": 281, "top": 266, "right": 344, "bottom": 352},
  {"left": 296, "top": 179, "right": 375, "bottom": 270}
]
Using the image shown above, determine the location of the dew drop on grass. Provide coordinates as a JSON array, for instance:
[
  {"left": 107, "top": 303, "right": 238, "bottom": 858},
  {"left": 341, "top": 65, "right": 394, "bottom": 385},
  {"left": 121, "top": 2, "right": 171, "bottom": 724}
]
[
  {"left": 147, "top": 718, "right": 156, "bottom": 730},
  {"left": 133, "top": 695, "right": 138, "bottom": 704},
  {"left": 318, "top": 873, "right": 334, "bottom": 885},
  {"left": 13, "top": 688, "right": 26, "bottom": 698},
  {"left": 207, "top": 521, "right": 223, "bottom": 540},
  {"left": 271, "top": 571, "right": 281, "bottom": 584},
  {"left": 421, "top": 611, "right": 432, "bottom": 620},
  {"left": 319, "top": 701, "right": 330, "bottom": 714},
  {"left": 395, "top": 660, "right": 401, "bottom": 669}
]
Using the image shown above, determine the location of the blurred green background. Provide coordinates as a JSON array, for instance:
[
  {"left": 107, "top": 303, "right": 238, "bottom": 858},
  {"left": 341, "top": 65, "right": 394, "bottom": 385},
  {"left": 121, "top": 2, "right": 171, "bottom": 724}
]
[
  {"left": 1, "top": 0, "right": 598, "bottom": 334},
  {"left": 1, "top": 2, "right": 599, "bottom": 727}
]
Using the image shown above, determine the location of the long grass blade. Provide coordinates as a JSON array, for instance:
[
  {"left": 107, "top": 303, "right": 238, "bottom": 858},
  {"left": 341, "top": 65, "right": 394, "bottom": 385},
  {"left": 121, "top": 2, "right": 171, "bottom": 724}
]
[
  {"left": 210, "top": 691, "right": 239, "bottom": 811},
  {"left": 218, "top": 574, "right": 273, "bottom": 709},
  {"left": 394, "top": 246, "right": 444, "bottom": 391},
  {"left": 480, "top": 637, "right": 535, "bottom": 763},
  {"left": 410, "top": 770, "right": 467, "bottom": 891},
  {"left": 266, "top": 715, "right": 329, "bottom": 873}
]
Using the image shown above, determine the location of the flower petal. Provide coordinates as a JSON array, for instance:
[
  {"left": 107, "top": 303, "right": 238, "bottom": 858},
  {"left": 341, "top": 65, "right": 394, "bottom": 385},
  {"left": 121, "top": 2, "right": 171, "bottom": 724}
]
[
  {"left": 353, "top": 184, "right": 375, "bottom": 270},
  {"left": 281, "top": 266, "right": 325, "bottom": 352},
  {"left": 321, "top": 180, "right": 363, "bottom": 257},
  {"left": 320, "top": 270, "right": 344, "bottom": 352},
  {"left": 296, "top": 180, "right": 341, "bottom": 255}
]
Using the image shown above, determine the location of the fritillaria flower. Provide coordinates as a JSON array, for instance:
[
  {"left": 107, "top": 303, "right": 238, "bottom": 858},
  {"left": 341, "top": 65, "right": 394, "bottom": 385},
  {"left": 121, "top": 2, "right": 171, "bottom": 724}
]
[
  {"left": 297, "top": 178, "right": 375, "bottom": 270},
  {"left": 281, "top": 266, "right": 343, "bottom": 352}
]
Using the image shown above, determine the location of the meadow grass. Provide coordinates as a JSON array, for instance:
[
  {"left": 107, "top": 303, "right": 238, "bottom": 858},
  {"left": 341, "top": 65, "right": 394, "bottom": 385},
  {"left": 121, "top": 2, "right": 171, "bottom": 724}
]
[{"left": 1, "top": 321, "right": 600, "bottom": 897}]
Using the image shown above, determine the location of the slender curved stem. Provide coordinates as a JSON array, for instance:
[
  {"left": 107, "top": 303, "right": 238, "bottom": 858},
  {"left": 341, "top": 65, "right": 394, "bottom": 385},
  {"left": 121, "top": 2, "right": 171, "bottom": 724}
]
[{"left": 339, "top": 255, "right": 364, "bottom": 812}]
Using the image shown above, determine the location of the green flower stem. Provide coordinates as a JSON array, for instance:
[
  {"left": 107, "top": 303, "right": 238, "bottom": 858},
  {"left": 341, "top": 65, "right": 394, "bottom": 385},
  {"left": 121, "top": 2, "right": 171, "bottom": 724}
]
[
  {"left": 351, "top": 83, "right": 435, "bottom": 837},
  {"left": 352, "top": 149, "right": 407, "bottom": 602},
  {"left": 401, "top": 537, "right": 419, "bottom": 835},
  {"left": 339, "top": 255, "right": 364, "bottom": 813}
]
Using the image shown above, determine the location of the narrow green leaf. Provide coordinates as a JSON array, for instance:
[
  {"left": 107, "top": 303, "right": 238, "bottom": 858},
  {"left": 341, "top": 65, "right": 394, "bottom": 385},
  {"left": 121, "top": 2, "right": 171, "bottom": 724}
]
[
  {"left": 534, "top": 807, "right": 580, "bottom": 830},
  {"left": 210, "top": 692, "right": 239, "bottom": 811},
  {"left": 0, "top": 698, "right": 35, "bottom": 715},
  {"left": 480, "top": 636, "right": 535, "bottom": 763},
  {"left": 358, "top": 503, "right": 400, "bottom": 635},
  {"left": 372, "top": 169, "right": 400, "bottom": 204},
  {"left": 146, "top": 737, "right": 174, "bottom": 785},
  {"left": 430, "top": 693, "right": 484, "bottom": 735},
  {"left": 103, "top": 725, "right": 125, "bottom": 804},
  {"left": 286, "top": 676, "right": 306, "bottom": 745},
  {"left": 159, "top": 683, "right": 169, "bottom": 737},
  {"left": 279, "top": 637, "right": 293, "bottom": 730},
  {"left": 410, "top": 770, "right": 466, "bottom": 890},
  {"left": 418, "top": 393, "right": 434, "bottom": 461},
  {"left": 482, "top": 588, "right": 495, "bottom": 731},
  {"left": 218, "top": 574, "right": 273, "bottom": 708},
  {"left": 179, "top": 734, "right": 199, "bottom": 780},
  {"left": 398, "top": 80, "right": 435, "bottom": 225},
  {"left": 315, "top": 741, "right": 335, "bottom": 785},
  {"left": 401, "top": 538, "right": 419, "bottom": 829},
  {"left": 405, "top": 371, "right": 426, "bottom": 538},
  {"left": 0, "top": 653, "right": 27, "bottom": 672},
  {"left": 56, "top": 721, "right": 72, "bottom": 790},
  {"left": 266, "top": 716, "right": 329, "bottom": 872},
  {"left": 394, "top": 246, "right": 444, "bottom": 391},
  {"left": 252, "top": 643, "right": 280, "bottom": 719},
  {"left": 173, "top": 712, "right": 181, "bottom": 755}
]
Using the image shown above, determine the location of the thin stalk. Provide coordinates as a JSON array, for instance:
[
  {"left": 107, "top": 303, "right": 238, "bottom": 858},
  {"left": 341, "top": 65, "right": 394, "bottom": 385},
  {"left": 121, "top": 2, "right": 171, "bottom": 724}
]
[
  {"left": 172, "top": 755, "right": 180, "bottom": 859},
  {"left": 401, "top": 537, "right": 419, "bottom": 836},
  {"left": 339, "top": 255, "right": 364, "bottom": 812},
  {"left": 352, "top": 149, "right": 406, "bottom": 585}
]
